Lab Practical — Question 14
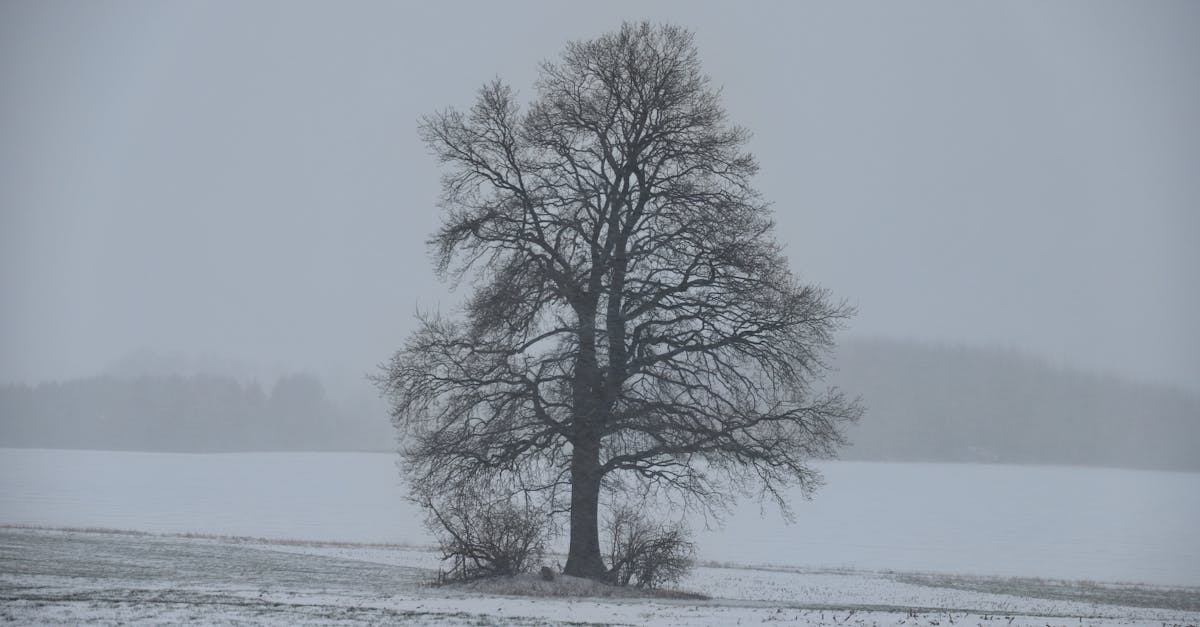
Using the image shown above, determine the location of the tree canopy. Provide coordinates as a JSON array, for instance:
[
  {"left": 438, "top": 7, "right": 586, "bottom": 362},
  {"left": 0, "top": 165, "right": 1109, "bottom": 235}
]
[{"left": 377, "top": 21, "right": 861, "bottom": 579}]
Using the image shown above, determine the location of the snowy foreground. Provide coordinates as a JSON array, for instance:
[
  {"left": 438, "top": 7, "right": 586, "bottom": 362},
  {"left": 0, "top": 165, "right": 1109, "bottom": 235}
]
[
  {"left": 1, "top": 449, "right": 1199, "bottom": 625},
  {"left": 2, "top": 527, "right": 1197, "bottom": 626}
]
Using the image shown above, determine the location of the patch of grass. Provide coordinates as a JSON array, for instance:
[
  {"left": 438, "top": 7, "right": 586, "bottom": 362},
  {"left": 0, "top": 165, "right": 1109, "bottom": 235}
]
[
  {"left": 0, "top": 523, "right": 435, "bottom": 552},
  {"left": 0, "top": 523, "right": 156, "bottom": 537},
  {"left": 443, "top": 573, "right": 709, "bottom": 601},
  {"left": 896, "top": 572, "right": 1200, "bottom": 613}
]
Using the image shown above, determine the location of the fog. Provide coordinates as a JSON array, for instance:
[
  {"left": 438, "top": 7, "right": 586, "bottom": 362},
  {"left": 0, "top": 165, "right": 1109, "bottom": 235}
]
[
  {"left": 2, "top": 3, "right": 1197, "bottom": 400},
  {"left": 3, "top": 6, "right": 1200, "bottom": 618}
]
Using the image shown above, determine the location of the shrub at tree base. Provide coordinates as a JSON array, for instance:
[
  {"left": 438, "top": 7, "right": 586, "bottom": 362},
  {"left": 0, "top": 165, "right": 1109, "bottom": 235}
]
[
  {"left": 605, "top": 505, "right": 695, "bottom": 589},
  {"left": 422, "top": 489, "right": 550, "bottom": 583}
]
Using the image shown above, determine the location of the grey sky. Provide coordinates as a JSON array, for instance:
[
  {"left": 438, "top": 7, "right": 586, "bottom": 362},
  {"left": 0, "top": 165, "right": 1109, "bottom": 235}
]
[{"left": 2, "top": 1, "right": 1197, "bottom": 391}]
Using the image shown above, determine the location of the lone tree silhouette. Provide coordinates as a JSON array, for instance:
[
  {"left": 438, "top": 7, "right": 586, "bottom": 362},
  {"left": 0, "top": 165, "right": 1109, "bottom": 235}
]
[{"left": 378, "top": 22, "right": 861, "bottom": 580}]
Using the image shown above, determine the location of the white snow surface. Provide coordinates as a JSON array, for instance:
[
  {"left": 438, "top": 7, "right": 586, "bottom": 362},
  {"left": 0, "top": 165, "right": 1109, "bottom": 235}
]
[
  {"left": 2, "top": 449, "right": 1197, "bottom": 586},
  {"left": 2, "top": 449, "right": 1199, "bottom": 625},
  {"left": 2, "top": 527, "right": 1197, "bottom": 626}
]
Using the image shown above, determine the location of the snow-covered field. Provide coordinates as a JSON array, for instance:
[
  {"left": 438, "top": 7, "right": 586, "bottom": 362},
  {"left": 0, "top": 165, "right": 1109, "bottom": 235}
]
[
  {"left": 3, "top": 527, "right": 1197, "bottom": 625},
  {"left": 2, "top": 449, "right": 1198, "bottom": 625}
]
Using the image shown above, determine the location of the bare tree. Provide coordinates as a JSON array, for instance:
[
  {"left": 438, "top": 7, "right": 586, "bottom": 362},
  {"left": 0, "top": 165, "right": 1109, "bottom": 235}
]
[
  {"left": 605, "top": 504, "right": 694, "bottom": 588},
  {"left": 377, "top": 22, "right": 861, "bottom": 580}
]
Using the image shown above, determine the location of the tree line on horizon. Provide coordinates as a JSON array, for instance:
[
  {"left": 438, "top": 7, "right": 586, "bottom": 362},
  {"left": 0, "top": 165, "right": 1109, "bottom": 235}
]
[
  {"left": 830, "top": 339, "right": 1199, "bottom": 472},
  {"left": 0, "top": 372, "right": 391, "bottom": 453},
  {"left": 0, "top": 339, "right": 1193, "bottom": 471}
]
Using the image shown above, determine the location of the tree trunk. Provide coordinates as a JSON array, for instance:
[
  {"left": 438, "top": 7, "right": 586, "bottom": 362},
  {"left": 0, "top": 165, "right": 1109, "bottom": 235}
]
[{"left": 563, "top": 435, "right": 607, "bottom": 579}]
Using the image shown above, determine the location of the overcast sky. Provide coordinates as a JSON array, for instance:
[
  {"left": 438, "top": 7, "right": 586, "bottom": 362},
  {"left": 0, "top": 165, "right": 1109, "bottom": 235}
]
[{"left": 2, "top": 1, "right": 1197, "bottom": 392}]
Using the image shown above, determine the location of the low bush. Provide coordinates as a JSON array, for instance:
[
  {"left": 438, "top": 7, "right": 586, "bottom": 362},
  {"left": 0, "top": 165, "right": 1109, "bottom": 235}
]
[
  {"left": 604, "top": 504, "right": 694, "bottom": 588},
  {"left": 420, "top": 489, "right": 551, "bottom": 583}
]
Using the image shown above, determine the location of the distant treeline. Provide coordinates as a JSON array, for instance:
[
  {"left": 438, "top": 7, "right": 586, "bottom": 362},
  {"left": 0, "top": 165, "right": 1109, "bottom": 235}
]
[
  {"left": 1, "top": 341, "right": 1197, "bottom": 470},
  {"left": 0, "top": 373, "right": 392, "bottom": 452},
  {"left": 830, "top": 339, "right": 1200, "bottom": 472}
]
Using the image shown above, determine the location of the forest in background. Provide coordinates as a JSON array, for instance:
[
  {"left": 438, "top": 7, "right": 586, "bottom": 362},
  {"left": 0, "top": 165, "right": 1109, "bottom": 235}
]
[
  {"left": 0, "top": 371, "right": 392, "bottom": 452},
  {"left": 1, "top": 339, "right": 1196, "bottom": 471},
  {"left": 830, "top": 339, "right": 1199, "bottom": 472}
]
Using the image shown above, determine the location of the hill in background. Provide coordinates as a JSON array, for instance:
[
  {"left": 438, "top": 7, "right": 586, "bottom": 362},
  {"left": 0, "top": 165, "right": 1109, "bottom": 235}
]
[
  {"left": 1, "top": 340, "right": 1196, "bottom": 471},
  {"left": 831, "top": 338, "right": 1199, "bottom": 471},
  {"left": 0, "top": 371, "right": 393, "bottom": 453}
]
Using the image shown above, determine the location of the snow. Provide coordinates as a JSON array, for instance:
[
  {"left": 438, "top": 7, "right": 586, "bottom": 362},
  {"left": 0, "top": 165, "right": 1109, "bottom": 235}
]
[
  {"left": 0, "top": 448, "right": 424, "bottom": 544},
  {"left": 696, "top": 462, "right": 1200, "bottom": 586},
  {"left": 2, "top": 527, "right": 1197, "bottom": 626},
  {"left": 2, "top": 449, "right": 1197, "bottom": 585},
  {"left": 2, "top": 448, "right": 1199, "bottom": 624}
]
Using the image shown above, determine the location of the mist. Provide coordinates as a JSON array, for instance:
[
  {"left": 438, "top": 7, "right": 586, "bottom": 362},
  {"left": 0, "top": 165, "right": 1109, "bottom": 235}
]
[
  {"left": 2, "top": 4, "right": 1199, "bottom": 621},
  {"left": 4, "top": 340, "right": 1196, "bottom": 473},
  {"left": 2, "top": 1, "right": 1197, "bottom": 396}
]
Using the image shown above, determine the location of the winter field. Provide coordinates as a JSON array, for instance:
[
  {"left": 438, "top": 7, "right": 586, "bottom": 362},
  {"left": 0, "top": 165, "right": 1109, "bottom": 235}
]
[{"left": 2, "top": 449, "right": 1198, "bottom": 625}]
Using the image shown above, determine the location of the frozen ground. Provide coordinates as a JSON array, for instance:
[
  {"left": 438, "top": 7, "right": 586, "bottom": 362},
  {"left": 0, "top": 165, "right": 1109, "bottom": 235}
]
[
  {"left": 2, "top": 527, "right": 1198, "bottom": 625},
  {"left": 1, "top": 449, "right": 1199, "bottom": 624}
]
